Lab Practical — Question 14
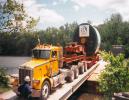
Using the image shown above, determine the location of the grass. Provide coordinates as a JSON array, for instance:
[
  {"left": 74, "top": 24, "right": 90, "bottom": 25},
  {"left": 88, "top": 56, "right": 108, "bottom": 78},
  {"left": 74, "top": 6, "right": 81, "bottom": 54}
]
[{"left": 0, "top": 86, "right": 11, "bottom": 94}]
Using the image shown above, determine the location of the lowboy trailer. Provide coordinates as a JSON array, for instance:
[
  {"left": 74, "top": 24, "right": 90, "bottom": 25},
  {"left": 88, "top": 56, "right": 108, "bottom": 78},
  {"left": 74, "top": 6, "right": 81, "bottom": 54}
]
[{"left": 12, "top": 23, "right": 101, "bottom": 99}]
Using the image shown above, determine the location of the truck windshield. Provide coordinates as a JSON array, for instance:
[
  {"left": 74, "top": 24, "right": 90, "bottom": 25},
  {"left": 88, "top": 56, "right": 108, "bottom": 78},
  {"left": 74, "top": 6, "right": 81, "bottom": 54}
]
[{"left": 33, "top": 50, "right": 50, "bottom": 59}]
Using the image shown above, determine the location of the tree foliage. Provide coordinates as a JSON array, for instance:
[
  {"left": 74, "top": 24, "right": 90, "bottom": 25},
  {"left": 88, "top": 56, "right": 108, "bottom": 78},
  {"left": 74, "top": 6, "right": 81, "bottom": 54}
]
[
  {"left": 98, "top": 51, "right": 129, "bottom": 96},
  {"left": 98, "top": 13, "right": 129, "bottom": 57},
  {"left": 0, "top": 21, "right": 78, "bottom": 56},
  {"left": 0, "top": 67, "right": 9, "bottom": 87},
  {"left": 0, "top": 0, "right": 38, "bottom": 33},
  {"left": 38, "top": 22, "right": 78, "bottom": 46},
  {"left": 0, "top": 0, "right": 39, "bottom": 56}
]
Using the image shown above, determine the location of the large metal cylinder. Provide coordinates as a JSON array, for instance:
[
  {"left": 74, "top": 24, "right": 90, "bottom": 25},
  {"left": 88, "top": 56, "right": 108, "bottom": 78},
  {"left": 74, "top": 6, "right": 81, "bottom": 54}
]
[{"left": 73, "top": 23, "right": 101, "bottom": 56}]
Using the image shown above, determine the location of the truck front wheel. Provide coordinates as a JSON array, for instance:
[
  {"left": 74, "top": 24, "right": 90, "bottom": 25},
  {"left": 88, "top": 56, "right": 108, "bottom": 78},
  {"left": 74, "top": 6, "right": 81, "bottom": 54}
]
[{"left": 41, "top": 81, "right": 50, "bottom": 99}]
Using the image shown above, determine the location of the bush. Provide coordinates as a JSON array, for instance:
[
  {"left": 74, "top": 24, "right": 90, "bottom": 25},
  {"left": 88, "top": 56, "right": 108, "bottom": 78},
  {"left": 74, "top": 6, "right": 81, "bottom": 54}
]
[
  {"left": 0, "top": 67, "right": 9, "bottom": 87},
  {"left": 98, "top": 51, "right": 129, "bottom": 96}
]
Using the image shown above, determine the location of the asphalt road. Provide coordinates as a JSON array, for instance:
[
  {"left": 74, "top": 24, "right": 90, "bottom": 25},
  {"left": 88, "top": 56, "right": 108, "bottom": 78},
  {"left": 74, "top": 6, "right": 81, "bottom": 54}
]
[
  {"left": 0, "top": 90, "right": 41, "bottom": 100},
  {"left": 0, "top": 56, "right": 30, "bottom": 74},
  {"left": 0, "top": 56, "right": 30, "bottom": 100}
]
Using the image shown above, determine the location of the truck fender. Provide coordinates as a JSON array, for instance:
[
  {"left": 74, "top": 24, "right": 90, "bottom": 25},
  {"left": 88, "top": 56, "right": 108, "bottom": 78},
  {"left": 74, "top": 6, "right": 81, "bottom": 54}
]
[{"left": 41, "top": 77, "right": 51, "bottom": 90}]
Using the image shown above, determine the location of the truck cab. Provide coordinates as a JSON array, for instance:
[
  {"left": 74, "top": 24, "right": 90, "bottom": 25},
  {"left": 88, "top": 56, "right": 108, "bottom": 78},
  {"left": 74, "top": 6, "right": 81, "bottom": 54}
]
[
  {"left": 13, "top": 44, "right": 64, "bottom": 99},
  {"left": 32, "top": 44, "right": 61, "bottom": 77}
]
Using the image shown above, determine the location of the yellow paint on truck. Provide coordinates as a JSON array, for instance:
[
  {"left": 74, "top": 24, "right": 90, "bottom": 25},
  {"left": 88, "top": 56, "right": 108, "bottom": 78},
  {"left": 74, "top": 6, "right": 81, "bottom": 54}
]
[{"left": 20, "top": 44, "right": 62, "bottom": 90}]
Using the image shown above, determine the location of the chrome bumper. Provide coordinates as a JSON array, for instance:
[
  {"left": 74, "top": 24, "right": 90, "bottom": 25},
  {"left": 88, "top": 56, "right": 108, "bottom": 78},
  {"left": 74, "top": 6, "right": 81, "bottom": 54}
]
[{"left": 12, "top": 86, "right": 41, "bottom": 97}]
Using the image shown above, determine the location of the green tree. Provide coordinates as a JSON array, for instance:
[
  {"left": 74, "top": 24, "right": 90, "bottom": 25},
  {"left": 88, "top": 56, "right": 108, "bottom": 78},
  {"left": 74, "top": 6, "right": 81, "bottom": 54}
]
[
  {"left": 98, "top": 13, "right": 129, "bottom": 57},
  {"left": 0, "top": 67, "right": 9, "bottom": 87},
  {"left": 37, "top": 22, "right": 78, "bottom": 47},
  {"left": 98, "top": 13, "right": 123, "bottom": 50},
  {"left": 99, "top": 51, "right": 129, "bottom": 96},
  {"left": 0, "top": 0, "right": 38, "bottom": 33},
  {"left": 0, "top": 0, "right": 38, "bottom": 56}
]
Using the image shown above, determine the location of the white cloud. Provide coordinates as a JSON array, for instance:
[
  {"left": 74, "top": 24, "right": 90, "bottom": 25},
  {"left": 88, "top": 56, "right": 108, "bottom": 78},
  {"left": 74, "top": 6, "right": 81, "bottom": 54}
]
[
  {"left": 92, "top": 21, "right": 103, "bottom": 26},
  {"left": 73, "top": 5, "right": 80, "bottom": 11},
  {"left": 72, "top": 0, "right": 127, "bottom": 8},
  {"left": 72, "top": 0, "right": 129, "bottom": 20},
  {"left": 52, "top": 1, "right": 58, "bottom": 6},
  {"left": 0, "top": 0, "right": 7, "bottom": 6},
  {"left": 78, "top": 17, "right": 102, "bottom": 26},
  {"left": 109, "top": 1, "right": 129, "bottom": 20},
  {"left": 21, "top": 0, "right": 65, "bottom": 29},
  {"left": 59, "top": 0, "right": 68, "bottom": 3}
]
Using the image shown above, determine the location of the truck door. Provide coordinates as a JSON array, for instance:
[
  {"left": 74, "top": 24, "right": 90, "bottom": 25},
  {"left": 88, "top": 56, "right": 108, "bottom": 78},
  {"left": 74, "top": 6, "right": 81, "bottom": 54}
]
[{"left": 51, "top": 51, "right": 59, "bottom": 76}]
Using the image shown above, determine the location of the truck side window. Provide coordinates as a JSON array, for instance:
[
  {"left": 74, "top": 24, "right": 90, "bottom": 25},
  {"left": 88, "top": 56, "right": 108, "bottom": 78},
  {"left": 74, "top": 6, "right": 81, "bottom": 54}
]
[{"left": 52, "top": 51, "right": 57, "bottom": 58}]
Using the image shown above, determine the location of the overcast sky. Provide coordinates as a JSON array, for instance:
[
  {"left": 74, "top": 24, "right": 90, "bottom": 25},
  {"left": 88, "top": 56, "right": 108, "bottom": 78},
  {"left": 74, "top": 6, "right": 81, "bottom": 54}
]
[{"left": 10, "top": 0, "right": 129, "bottom": 29}]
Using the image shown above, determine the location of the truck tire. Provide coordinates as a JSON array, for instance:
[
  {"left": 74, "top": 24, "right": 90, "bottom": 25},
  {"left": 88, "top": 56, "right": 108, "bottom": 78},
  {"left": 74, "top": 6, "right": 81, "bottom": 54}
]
[
  {"left": 80, "top": 65, "right": 84, "bottom": 74},
  {"left": 69, "top": 70, "right": 74, "bottom": 82},
  {"left": 84, "top": 63, "right": 87, "bottom": 72},
  {"left": 41, "top": 81, "right": 50, "bottom": 100},
  {"left": 65, "top": 70, "right": 74, "bottom": 82},
  {"left": 78, "top": 62, "right": 84, "bottom": 74},
  {"left": 74, "top": 68, "right": 79, "bottom": 79}
]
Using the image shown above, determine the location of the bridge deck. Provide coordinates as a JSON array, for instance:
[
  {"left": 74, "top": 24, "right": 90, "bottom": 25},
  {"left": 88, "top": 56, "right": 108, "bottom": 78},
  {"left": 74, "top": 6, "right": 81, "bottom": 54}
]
[
  {"left": 48, "top": 60, "right": 104, "bottom": 100},
  {"left": 87, "top": 60, "right": 107, "bottom": 81}
]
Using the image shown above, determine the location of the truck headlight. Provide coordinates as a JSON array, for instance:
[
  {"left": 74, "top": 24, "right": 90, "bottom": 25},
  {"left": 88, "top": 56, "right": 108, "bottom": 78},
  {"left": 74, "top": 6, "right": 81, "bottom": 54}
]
[
  {"left": 33, "top": 80, "right": 40, "bottom": 84},
  {"left": 33, "top": 80, "right": 40, "bottom": 88}
]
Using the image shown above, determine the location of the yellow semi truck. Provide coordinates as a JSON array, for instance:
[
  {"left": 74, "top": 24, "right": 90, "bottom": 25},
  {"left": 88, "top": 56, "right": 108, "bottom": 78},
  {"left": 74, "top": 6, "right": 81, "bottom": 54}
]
[{"left": 12, "top": 23, "right": 101, "bottom": 99}]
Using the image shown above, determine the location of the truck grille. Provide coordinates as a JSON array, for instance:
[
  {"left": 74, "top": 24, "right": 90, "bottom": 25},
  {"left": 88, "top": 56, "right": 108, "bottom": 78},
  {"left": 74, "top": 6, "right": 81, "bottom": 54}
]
[{"left": 19, "top": 68, "right": 32, "bottom": 85}]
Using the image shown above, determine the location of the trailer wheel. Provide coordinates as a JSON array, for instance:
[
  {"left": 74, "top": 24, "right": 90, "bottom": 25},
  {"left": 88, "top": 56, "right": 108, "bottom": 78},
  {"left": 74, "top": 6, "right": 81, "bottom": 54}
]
[
  {"left": 74, "top": 68, "right": 79, "bottom": 79},
  {"left": 78, "top": 62, "right": 84, "bottom": 74},
  {"left": 41, "top": 81, "right": 50, "bottom": 100},
  {"left": 80, "top": 65, "right": 84, "bottom": 74},
  {"left": 65, "top": 70, "right": 74, "bottom": 82},
  {"left": 84, "top": 63, "right": 87, "bottom": 72},
  {"left": 79, "top": 63, "right": 85, "bottom": 74},
  {"left": 69, "top": 70, "right": 74, "bottom": 82}
]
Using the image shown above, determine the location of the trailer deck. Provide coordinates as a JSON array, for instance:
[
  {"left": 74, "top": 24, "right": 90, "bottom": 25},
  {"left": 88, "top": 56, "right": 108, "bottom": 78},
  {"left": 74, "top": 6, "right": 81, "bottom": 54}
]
[{"left": 48, "top": 60, "right": 103, "bottom": 100}]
